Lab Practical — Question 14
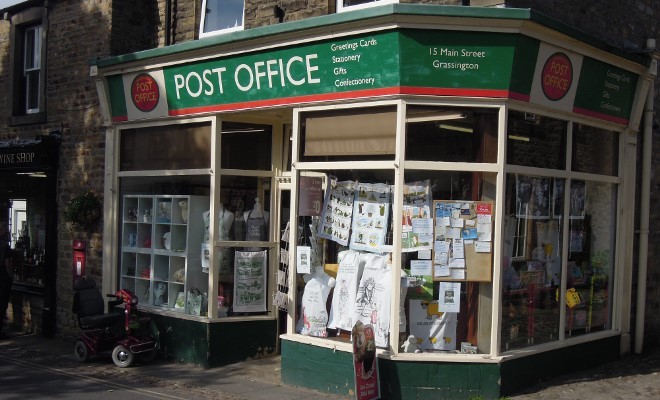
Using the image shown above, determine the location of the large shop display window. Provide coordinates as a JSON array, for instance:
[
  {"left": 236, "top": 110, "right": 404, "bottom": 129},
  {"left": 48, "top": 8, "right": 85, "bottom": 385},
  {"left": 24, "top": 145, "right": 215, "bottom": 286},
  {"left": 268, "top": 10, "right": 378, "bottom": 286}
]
[
  {"left": 291, "top": 104, "right": 498, "bottom": 356},
  {"left": 118, "top": 121, "right": 274, "bottom": 318},
  {"left": 501, "top": 112, "right": 617, "bottom": 351}
]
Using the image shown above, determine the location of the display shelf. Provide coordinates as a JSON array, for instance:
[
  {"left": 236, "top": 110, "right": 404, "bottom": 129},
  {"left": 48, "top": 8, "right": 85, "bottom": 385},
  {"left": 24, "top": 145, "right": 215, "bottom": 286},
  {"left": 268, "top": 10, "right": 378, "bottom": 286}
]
[{"left": 120, "top": 194, "right": 209, "bottom": 314}]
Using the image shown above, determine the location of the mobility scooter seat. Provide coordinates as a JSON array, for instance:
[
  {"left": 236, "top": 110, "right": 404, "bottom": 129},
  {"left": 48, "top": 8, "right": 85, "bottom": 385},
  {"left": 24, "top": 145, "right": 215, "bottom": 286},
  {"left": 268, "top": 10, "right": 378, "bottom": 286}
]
[{"left": 73, "top": 276, "right": 122, "bottom": 330}]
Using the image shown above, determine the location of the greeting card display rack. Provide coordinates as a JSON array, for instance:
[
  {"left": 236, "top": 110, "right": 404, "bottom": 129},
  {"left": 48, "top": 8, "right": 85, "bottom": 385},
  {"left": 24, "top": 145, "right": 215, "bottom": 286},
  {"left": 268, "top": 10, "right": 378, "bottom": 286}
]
[{"left": 120, "top": 194, "right": 209, "bottom": 314}]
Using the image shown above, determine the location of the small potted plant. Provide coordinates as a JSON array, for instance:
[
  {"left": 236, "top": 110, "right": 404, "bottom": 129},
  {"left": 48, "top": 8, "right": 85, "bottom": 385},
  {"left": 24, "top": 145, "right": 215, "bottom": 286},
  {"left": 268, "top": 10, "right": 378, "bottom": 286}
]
[{"left": 64, "top": 191, "right": 102, "bottom": 230}]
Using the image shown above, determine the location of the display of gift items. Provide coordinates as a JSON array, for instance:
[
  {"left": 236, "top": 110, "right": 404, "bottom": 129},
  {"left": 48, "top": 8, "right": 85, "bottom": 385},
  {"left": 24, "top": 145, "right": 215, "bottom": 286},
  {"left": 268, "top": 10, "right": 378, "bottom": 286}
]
[
  {"left": 244, "top": 198, "right": 269, "bottom": 241},
  {"left": 296, "top": 267, "right": 336, "bottom": 337},
  {"left": 401, "top": 334, "right": 422, "bottom": 353},
  {"left": 179, "top": 200, "right": 189, "bottom": 222},
  {"left": 297, "top": 217, "right": 336, "bottom": 337},
  {"left": 201, "top": 204, "right": 234, "bottom": 273},
  {"left": 186, "top": 288, "right": 207, "bottom": 316},
  {"left": 153, "top": 282, "right": 167, "bottom": 306},
  {"left": 158, "top": 201, "right": 171, "bottom": 223}
]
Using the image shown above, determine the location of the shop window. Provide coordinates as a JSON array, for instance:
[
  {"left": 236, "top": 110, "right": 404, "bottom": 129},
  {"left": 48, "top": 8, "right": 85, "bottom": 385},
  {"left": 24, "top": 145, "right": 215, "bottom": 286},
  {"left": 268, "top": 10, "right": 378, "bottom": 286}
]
[
  {"left": 220, "top": 122, "right": 272, "bottom": 171},
  {"left": 8, "top": 7, "right": 47, "bottom": 125},
  {"left": 199, "top": 0, "right": 244, "bottom": 38},
  {"left": 299, "top": 106, "right": 397, "bottom": 162},
  {"left": 117, "top": 117, "right": 275, "bottom": 319},
  {"left": 565, "top": 180, "right": 615, "bottom": 337},
  {"left": 293, "top": 168, "right": 396, "bottom": 343},
  {"left": 337, "top": 0, "right": 398, "bottom": 13},
  {"left": 216, "top": 175, "right": 272, "bottom": 316},
  {"left": 292, "top": 149, "right": 497, "bottom": 356},
  {"left": 507, "top": 111, "right": 567, "bottom": 170},
  {"left": 406, "top": 106, "right": 498, "bottom": 163},
  {"left": 572, "top": 124, "right": 618, "bottom": 176},
  {"left": 291, "top": 104, "right": 499, "bottom": 357},
  {"left": 118, "top": 175, "right": 212, "bottom": 314},
  {"left": 120, "top": 122, "right": 212, "bottom": 171},
  {"left": 501, "top": 173, "right": 563, "bottom": 351}
]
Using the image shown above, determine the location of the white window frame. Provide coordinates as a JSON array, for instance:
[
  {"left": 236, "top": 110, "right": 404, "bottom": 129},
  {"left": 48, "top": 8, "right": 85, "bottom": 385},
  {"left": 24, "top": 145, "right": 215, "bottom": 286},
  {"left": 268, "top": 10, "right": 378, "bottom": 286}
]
[
  {"left": 199, "top": 0, "right": 245, "bottom": 39},
  {"left": 336, "top": 0, "right": 398, "bottom": 14},
  {"left": 24, "top": 24, "right": 43, "bottom": 114}
]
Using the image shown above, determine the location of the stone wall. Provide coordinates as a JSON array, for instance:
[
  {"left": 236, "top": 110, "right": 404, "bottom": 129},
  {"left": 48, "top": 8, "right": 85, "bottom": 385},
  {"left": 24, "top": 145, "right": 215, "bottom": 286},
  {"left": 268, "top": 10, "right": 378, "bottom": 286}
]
[{"left": 0, "top": 0, "right": 159, "bottom": 336}]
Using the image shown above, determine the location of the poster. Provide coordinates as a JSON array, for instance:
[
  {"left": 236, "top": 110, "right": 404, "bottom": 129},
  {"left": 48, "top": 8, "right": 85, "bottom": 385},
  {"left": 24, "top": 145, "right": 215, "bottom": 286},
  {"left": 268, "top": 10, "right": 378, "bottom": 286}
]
[
  {"left": 296, "top": 245, "right": 311, "bottom": 274},
  {"left": 516, "top": 175, "right": 551, "bottom": 219},
  {"left": 408, "top": 300, "right": 458, "bottom": 351},
  {"left": 349, "top": 183, "right": 391, "bottom": 253},
  {"left": 402, "top": 180, "right": 433, "bottom": 252},
  {"left": 570, "top": 179, "right": 586, "bottom": 219},
  {"left": 405, "top": 259, "right": 433, "bottom": 300},
  {"left": 233, "top": 250, "right": 267, "bottom": 312},
  {"left": 353, "top": 253, "right": 391, "bottom": 347},
  {"left": 328, "top": 250, "right": 363, "bottom": 332},
  {"left": 317, "top": 178, "right": 356, "bottom": 246},
  {"left": 298, "top": 176, "right": 324, "bottom": 216},
  {"left": 352, "top": 321, "right": 380, "bottom": 400},
  {"left": 438, "top": 282, "right": 461, "bottom": 313}
]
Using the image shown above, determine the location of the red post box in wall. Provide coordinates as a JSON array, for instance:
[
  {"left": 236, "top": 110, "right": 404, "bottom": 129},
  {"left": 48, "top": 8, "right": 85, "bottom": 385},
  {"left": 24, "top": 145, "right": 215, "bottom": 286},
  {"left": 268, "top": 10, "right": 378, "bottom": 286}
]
[{"left": 73, "top": 240, "right": 86, "bottom": 287}]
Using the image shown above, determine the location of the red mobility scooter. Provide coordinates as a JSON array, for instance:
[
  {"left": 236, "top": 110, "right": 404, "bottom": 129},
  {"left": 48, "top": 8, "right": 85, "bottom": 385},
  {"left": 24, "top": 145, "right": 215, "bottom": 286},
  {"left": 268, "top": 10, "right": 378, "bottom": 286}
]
[{"left": 73, "top": 276, "right": 158, "bottom": 368}]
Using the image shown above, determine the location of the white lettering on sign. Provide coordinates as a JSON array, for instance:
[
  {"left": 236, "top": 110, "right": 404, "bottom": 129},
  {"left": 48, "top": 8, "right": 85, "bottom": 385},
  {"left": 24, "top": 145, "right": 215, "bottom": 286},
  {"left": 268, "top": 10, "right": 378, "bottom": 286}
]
[
  {"left": 173, "top": 54, "right": 320, "bottom": 99},
  {"left": 0, "top": 152, "right": 35, "bottom": 164},
  {"left": 329, "top": 38, "right": 378, "bottom": 88},
  {"left": 428, "top": 47, "right": 486, "bottom": 72}
]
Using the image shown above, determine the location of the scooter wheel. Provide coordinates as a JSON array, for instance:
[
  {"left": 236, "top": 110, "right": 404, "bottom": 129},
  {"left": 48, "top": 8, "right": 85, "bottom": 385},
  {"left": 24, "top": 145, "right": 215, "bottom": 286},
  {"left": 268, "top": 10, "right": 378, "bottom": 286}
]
[
  {"left": 74, "top": 341, "right": 89, "bottom": 362},
  {"left": 112, "top": 345, "right": 134, "bottom": 368}
]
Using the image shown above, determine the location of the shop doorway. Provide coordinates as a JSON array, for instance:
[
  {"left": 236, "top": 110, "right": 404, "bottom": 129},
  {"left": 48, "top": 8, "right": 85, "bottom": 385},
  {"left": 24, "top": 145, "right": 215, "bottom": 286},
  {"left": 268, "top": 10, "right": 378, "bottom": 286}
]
[{"left": 0, "top": 171, "right": 57, "bottom": 337}]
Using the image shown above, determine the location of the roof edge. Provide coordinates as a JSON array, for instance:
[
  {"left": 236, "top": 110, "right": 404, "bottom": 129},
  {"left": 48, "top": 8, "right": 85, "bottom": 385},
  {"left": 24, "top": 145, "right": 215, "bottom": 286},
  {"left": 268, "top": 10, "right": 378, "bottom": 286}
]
[{"left": 92, "top": 4, "right": 649, "bottom": 69}]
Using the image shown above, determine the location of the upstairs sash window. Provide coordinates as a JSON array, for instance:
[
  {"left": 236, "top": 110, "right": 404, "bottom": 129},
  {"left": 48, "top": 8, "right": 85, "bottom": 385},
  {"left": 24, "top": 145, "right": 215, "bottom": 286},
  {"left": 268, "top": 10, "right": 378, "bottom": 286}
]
[{"left": 200, "top": 0, "right": 245, "bottom": 38}]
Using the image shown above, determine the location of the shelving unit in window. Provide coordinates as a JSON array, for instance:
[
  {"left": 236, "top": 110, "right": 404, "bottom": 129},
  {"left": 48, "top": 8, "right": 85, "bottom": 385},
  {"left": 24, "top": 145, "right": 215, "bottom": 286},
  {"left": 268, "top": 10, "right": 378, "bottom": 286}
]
[
  {"left": 120, "top": 195, "right": 154, "bottom": 304},
  {"left": 120, "top": 194, "right": 209, "bottom": 315}
]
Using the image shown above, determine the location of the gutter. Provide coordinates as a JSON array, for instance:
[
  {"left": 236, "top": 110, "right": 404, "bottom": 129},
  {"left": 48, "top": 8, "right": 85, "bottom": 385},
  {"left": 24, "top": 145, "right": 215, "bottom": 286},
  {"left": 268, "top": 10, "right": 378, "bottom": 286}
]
[{"left": 635, "top": 38, "right": 657, "bottom": 354}]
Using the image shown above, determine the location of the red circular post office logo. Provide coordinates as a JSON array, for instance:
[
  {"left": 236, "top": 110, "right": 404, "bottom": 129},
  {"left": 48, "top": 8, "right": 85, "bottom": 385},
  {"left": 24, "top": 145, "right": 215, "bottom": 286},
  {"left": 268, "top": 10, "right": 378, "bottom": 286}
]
[
  {"left": 541, "top": 52, "right": 573, "bottom": 101},
  {"left": 130, "top": 73, "right": 160, "bottom": 112}
]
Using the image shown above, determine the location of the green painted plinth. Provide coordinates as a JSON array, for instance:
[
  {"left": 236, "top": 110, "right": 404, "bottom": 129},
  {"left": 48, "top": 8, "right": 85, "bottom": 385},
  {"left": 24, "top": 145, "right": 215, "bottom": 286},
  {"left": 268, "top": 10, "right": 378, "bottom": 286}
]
[
  {"left": 281, "top": 339, "right": 500, "bottom": 399},
  {"left": 282, "top": 336, "right": 621, "bottom": 399},
  {"left": 145, "top": 312, "right": 277, "bottom": 368},
  {"left": 500, "top": 335, "right": 620, "bottom": 395}
]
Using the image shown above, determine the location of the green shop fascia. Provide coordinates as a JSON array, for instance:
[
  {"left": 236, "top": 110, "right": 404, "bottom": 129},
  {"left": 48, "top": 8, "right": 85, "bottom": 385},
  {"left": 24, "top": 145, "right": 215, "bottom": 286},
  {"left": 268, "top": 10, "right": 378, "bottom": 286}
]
[{"left": 92, "top": 5, "right": 653, "bottom": 399}]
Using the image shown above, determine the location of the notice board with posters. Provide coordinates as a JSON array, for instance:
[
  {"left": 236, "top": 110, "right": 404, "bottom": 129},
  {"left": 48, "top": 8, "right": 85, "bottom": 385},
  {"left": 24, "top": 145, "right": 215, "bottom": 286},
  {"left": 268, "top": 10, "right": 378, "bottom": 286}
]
[{"left": 432, "top": 200, "right": 493, "bottom": 282}]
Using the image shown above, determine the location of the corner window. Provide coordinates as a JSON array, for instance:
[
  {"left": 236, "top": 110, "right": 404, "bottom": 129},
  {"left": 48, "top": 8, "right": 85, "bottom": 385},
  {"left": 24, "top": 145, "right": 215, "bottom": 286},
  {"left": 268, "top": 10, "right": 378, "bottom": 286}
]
[
  {"left": 199, "top": 0, "right": 244, "bottom": 38},
  {"left": 506, "top": 111, "right": 567, "bottom": 170},
  {"left": 337, "top": 0, "right": 398, "bottom": 13},
  {"left": 9, "top": 7, "right": 46, "bottom": 124}
]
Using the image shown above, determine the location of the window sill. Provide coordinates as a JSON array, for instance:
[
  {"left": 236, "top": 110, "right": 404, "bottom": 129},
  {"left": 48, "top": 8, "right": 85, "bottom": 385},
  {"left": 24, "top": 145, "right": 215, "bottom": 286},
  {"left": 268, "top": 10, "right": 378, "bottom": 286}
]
[
  {"left": 10, "top": 112, "right": 46, "bottom": 126},
  {"left": 279, "top": 333, "right": 502, "bottom": 363}
]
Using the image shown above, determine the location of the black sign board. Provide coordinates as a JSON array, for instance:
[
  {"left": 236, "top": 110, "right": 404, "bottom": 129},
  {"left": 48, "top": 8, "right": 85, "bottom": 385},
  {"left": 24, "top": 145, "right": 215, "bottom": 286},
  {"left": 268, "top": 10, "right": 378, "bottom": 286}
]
[{"left": 0, "top": 136, "right": 58, "bottom": 173}]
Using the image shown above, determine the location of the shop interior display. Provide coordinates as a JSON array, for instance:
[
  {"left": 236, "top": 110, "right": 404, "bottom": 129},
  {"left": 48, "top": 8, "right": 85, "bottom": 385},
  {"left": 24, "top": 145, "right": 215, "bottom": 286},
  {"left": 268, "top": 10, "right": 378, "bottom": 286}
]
[
  {"left": 501, "top": 177, "right": 612, "bottom": 350},
  {"left": 120, "top": 195, "right": 208, "bottom": 315},
  {"left": 295, "top": 177, "right": 494, "bottom": 353}
]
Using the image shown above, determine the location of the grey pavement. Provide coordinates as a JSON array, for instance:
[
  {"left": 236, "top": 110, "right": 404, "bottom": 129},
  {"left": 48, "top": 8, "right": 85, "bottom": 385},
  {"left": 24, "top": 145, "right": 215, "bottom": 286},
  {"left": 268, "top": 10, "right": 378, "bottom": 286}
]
[
  {"left": 0, "top": 330, "right": 344, "bottom": 400},
  {"left": 508, "top": 338, "right": 660, "bottom": 400},
  {"left": 2, "top": 330, "right": 660, "bottom": 399}
]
